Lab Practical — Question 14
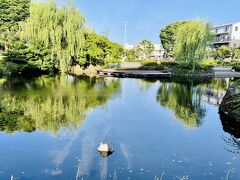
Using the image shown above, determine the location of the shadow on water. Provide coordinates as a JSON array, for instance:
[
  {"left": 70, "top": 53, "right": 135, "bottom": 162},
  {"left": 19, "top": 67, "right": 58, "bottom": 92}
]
[{"left": 0, "top": 75, "right": 121, "bottom": 134}]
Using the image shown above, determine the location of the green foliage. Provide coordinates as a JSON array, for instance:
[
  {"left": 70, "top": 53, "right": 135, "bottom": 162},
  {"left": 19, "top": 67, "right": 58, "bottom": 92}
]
[
  {"left": 139, "top": 64, "right": 164, "bottom": 70},
  {"left": 198, "top": 59, "right": 223, "bottom": 70},
  {"left": 210, "top": 46, "right": 240, "bottom": 60},
  {"left": 139, "top": 59, "right": 165, "bottom": 70},
  {"left": 140, "top": 59, "right": 158, "bottom": 66},
  {"left": 211, "top": 46, "right": 232, "bottom": 59},
  {"left": 159, "top": 60, "right": 178, "bottom": 67},
  {"left": 232, "top": 48, "right": 240, "bottom": 60},
  {"left": 0, "top": 76, "right": 121, "bottom": 134},
  {"left": 0, "top": 0, "right": 124, "bottom": 75},
  {"left": 137, "top": 40, "right": 154, "bottom": 60},
  {"left": 160, "top": 21, "right": 185, "bottom": 56},
  {"left": 2, "top": 41, "right": 55, "bottom": 75},
  {"left": 0, "top": 0, "right": 30, "bottom": 50},
  {"left": 157, "top": 82, "right": 206, "bottom": 127},
  {"left": 126, "top": 49, "right": 137, "bottom": 62},
  {"left": 80, "top": 32, "right": 123, "bottom": 67},
  {"left": 174, "top": 20, "right": 213, "bottom": 72},
  {"left": 19, "top": 0, "right": 86, "bottom": 73}
]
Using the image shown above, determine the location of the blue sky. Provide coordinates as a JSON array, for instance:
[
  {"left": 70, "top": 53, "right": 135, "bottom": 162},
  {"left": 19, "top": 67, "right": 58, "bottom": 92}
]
[{"left": 76, "top": 0, "right": 240, "bottom": 45}]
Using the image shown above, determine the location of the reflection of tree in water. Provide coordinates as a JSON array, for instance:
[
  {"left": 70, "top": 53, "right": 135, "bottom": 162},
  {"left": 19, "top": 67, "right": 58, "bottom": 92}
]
[
  {"left": 199, "top": 78, "right": 230, "bottom": 106},
  {"left": 157, "top": 82, "right": 206, "bottom": 127},
  {"left": 220, "top": 112, "right": 240, "bottom": 154},
  {"left": 137, "top": 79, "right": 158, "bottom": 92},
  {"left": 0, "top": 76, "right": 121, "bottom": 134}
]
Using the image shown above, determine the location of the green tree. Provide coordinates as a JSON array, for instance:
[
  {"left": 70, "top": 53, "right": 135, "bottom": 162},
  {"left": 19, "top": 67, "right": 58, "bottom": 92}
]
[
  {"left": 19, "top": 0, "right": 86, "bottom": 73},
  {"left": 233, "top": 48, "right": 240, "bottom": 60},
  {"left": 126, "top": 49, "right": 137, "bottom": 62},
  {"left": 160, "top": 21, "right": 185, "bottom": 57},
  {"left": 174, "top": 20, "right": 213, "bottom": 72},
  {"left": 211, "top": 46, "right": 232, "bottom": 60},
  {"left": 137, "top": 40, "right": 154, "bottom": 60},
  {"left": 80, "top": 32, "right": 123, "bottom": 66},
  {"left": 0, "top": 0, "right": 30, "bottom": 50}
]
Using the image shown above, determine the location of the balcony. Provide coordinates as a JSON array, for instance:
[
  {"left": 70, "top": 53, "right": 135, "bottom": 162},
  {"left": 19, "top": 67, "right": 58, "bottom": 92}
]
[
  {"left": 212, "top": 26, "right": 232, "bottom": 35},
  {"left": 214, "top": 31, "right": 231, "bottom": 35},
  {"left": 213, "top": 36, "right": 231, "bottom": 44}
]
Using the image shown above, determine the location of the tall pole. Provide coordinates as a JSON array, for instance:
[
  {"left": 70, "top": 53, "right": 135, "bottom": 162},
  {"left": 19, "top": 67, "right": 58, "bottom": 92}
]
[
  {"left": 123, "top": 22, "right": 128, "bottom": 62},
  {"left": 124, "top": 22, "right": 128, "bottom": 47}
]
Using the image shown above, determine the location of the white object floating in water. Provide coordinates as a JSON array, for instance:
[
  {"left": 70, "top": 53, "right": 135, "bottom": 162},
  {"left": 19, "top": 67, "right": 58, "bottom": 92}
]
[{"left": 97, "top": 143, "right": 114, "bottom": 157}]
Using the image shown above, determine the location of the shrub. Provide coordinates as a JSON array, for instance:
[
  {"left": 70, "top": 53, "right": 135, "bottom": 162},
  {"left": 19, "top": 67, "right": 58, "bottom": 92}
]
[
  {"left": 233, "top": 65, "right": 240, "bottom": 72},
  {"left": 139, "top": 64, "right": 164, "bottom": 70},
  {"left": 198, "top": 60, "right": 223, "bottom": 70},
  {"left": 159, "top": 60, "right": 178, "bottom": 67},
  {"left": 141, "top": 59, "right": 158, "bottom": 66}
]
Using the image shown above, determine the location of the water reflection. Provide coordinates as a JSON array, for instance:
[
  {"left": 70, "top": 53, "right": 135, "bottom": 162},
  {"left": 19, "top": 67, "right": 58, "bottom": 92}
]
[
  {"left": 0, "top": 77, "right": 239, "bottom": 179},
  {"left": 0, "top": 75, "right": 121, "bottom": 134},
  {"left": 157, "top": 79, "right": 231, "bottom": 127},
  {"left": 200, "top": 78, "right": 229, "bottom": 105},
  {"left": 220, "top": 112, "right": 240, "bottom": 154},
  {"left": 157, "top": 82, "right": 206, "bottom": 127}
]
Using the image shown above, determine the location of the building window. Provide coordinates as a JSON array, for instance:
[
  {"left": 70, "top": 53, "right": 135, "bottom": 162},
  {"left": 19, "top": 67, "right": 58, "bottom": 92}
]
[
  {"left": 235, "top": 26, "right": 238, "bottom": 31},
  {"left": 225, "top": 26, "right": 229, "bottom": 32}
]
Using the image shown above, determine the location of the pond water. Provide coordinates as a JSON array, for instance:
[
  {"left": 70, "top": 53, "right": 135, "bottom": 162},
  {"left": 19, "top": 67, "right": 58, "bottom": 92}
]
[{"left": 0, "top": 76, "right": 240, "bottom": 180}]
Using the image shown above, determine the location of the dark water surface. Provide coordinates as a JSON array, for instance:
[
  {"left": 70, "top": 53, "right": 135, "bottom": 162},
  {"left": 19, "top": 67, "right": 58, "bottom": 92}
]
[{"left": 0, "top": 76, "right": 239, "bottom": 180}]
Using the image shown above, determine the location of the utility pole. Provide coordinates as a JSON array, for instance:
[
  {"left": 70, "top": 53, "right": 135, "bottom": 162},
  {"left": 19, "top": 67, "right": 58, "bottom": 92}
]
[
  {"left": 123, "top": 22, "right": 128, "bottom": 62},
  {"left": 123, "top": 22, "right": 128, "bottom": 48}
]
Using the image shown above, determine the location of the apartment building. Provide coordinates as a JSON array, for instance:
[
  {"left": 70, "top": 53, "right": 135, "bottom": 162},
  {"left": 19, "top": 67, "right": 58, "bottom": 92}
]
[{"left": 212, "top": 22, "right": 240, "bottom": 48}]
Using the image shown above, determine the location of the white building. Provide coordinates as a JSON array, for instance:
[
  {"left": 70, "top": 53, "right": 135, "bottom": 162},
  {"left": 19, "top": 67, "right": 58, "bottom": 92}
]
[
  {"left": 212, "top": 22, "right": 240, "bottom": 48},
  {"left": 125, "top": 43, "right": 165, "bottom": 60},
  {"left": 148, "top": 44, "right": 165, "bottom": 60},
  {"left": 125, "top": 43, "right": 135, "bottom": 50}
]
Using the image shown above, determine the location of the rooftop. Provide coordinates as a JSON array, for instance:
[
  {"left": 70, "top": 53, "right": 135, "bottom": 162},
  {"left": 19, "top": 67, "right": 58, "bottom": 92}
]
[{"left": 213, "top": 22, "right": 240, "bottom": 28}]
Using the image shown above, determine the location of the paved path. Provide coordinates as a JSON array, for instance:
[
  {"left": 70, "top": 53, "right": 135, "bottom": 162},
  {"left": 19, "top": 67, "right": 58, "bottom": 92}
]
[
  {"left": 215, "top": 71, "right": 240, "bottom": 78},
  {"left": 97, "top": 70, "right": 171, "bottom": 78},
  {"left": 98, "top": 69, "right": 240, "bottom": 78}
]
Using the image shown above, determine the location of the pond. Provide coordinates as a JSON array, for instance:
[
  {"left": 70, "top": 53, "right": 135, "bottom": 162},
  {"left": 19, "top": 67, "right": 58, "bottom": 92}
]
[{"left": 0, "top": 75, "right": 239, "bottom": 180}]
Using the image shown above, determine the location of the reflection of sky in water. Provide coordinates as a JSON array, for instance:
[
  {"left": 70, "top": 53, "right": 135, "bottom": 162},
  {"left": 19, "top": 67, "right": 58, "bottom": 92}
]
[{"left": 0, "top": 77, "right": 240, "bottom": 179}]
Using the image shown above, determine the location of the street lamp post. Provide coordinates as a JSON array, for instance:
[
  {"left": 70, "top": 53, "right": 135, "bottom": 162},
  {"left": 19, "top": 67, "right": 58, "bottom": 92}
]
[{"left": 123, "top": 22, "right": 128, "bottom": 62}]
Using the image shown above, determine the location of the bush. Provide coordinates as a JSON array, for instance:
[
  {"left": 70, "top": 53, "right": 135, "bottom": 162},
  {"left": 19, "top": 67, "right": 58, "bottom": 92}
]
[
  {"left": 229, "top": 61, "right": 240, "bottom": 72},
  {"left": 141, "top": 59, "right": 158, "bottom": 66},
  {"left": 233, "top": 65, "right": 240, "bottom": 72},
  {"left": 198, "top": 60, "right": 224, "bottom": 70},
  {"left": 139, "top": 64, "right": 164, "bottom": 70},
  {"left": 159, "top": 60, "right": 178, "bottom": 67}
]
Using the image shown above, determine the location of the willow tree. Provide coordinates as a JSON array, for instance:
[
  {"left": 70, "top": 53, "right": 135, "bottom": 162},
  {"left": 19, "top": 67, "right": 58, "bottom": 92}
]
[
  {"left": 19, "top": 0, "right": 85, "bottom": 73},
  {"left": 174, "top": 20, "right": 213, "bottom": 72}
]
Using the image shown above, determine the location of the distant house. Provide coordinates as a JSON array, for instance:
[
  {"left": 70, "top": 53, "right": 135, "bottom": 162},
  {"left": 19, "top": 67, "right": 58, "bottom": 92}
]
[
  {"left": 212, "top": 22, "right": 240, "bottom": 48},
  {"left": 125, "top": 43, "right": 165, "bottom": 60},
  {"left": 148, "top": 44, "right": 165, "bottom": 60}
]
